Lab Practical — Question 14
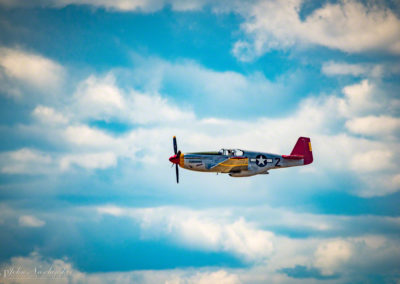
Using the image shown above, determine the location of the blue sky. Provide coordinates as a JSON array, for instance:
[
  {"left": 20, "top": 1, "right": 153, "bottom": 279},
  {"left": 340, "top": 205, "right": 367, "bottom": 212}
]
[{"left": 0, "top": 0, "right": 400, "bottom": 283}]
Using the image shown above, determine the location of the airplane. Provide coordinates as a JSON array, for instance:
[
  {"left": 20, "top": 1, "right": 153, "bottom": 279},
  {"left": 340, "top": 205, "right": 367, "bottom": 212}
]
[{"left": 169, "top": 136, "right": 313, "bottom": 183}]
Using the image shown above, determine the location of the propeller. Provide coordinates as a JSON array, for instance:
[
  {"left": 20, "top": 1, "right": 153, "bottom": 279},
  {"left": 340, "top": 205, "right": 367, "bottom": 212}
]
[
  {"left": 173, "top": 136, "right": 178, "bottom": 155},
  {"left": 169, "top": 136, "right": 181, "bottom": 183}
]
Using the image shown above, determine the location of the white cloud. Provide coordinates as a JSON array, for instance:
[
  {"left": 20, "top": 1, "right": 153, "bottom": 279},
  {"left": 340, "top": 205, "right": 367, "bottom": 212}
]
[
  {"left": 129, "top": 56, "right": 286, "bottom": 101},
  {"left": 73, "top": 74, "right": 125, "bottom": 121},
  {"left": 4, "top": 51, "right": 397, "bottom": 196},
  {"left": 234, "top": 0, "right": 400, "bottom": 60},
  {"left": 322, "top": 61, "right": 400, "bottom": 79},
  {"left": 338, "top": 79, "right": 381, "bottom": 117},
  {"left": 313, "top": 239, "right": 353, "bottom": 276},
  {"left": 97, "top": 206, "right": 275, "bottom": 262},
  {"left": 322, "top": 61, "right": 385, "bottom": 78},
  {"left": 16, "top": 77, "right": 399, "bottom": 196},
  {"left": 2, "top": 1, "right": 400, "bottom": 59},
  {"left": 0, "top": 47, "right": 64, "bottom": 97},
  {"left": 350, "top": 150, "right": 394, "bottom": 172},
  {"left": 356, "top": 173, "right": 400, "bottom": 197},
  {"left": 32, "top": 105, "right": 69, "bottom": 125},
  {"left": 73, "top": 73, "right": 195, "bottom": 124},
  {"left": 180, "top": 270, "right": 241, "bottom": 284},
  {"left": 322, "top": 62, "right": 368, "bottom": 77},
  {"left": 231, "top": 40, "right": 257, "bottom": 62},
  {"left": 346, "top": 115, "right": 400, "bottom": 136},
  {"left": 2, "top": 238, "right": 399, "bottom": 284},
  {"left": 129, "top": 91, "right": 195, "bottom": 124},
  {"left": 388, "top": 174, "right": 400, "bottom": 191},
  {"left": 18, "top": 215, "right": 45, "bottom": 227},
  {"left": 63, "top": 125, "right": 118, "bottom": 147},
  {"left": 93, "top": 205, "right": 400, "bottom": 282},
  {"left": 310, "top": 236, "right": 400, "bottom": 278},
  {"left": 60, "top": 152, "right": 117, "bottom": 170},
  {"left": 303, "top": 1, "right": 400, "bottom": 53},
  {"left": 0, "top": 148, "right": 52, "bottom": 174},
  {"left": 2, "top": 202, "right": 400, "bottom": 284}
]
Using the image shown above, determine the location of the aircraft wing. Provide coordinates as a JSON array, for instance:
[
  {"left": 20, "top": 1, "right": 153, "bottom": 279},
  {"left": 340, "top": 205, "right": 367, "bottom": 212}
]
[{"left": 210, "top": 157, "right": 249, "bottom": 173}]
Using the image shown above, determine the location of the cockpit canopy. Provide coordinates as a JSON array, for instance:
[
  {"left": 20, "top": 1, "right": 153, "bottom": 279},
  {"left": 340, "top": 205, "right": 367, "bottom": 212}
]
[{"left": 218, "top": 149, "right": 244, "bottom": 156}]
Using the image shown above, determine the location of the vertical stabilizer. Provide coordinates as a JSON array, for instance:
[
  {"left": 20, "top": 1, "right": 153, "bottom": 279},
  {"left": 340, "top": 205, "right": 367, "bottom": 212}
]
[{"left": 291, "top": 137, "right": 313, "bottom": 165}]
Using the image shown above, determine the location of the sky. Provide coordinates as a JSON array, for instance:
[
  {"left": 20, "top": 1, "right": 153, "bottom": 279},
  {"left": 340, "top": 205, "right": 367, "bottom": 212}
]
[{"left": 0, "top": 0, "right": 400, "bottom": 283}]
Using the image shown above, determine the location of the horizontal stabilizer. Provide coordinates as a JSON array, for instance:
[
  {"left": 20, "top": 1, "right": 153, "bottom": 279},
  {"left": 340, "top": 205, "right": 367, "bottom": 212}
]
[{"left": 282, "top": 154, "right": 304, "bottom": 160}]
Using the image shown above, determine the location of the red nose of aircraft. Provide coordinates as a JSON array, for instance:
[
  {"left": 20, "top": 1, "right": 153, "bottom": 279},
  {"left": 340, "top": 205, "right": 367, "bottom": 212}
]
[{"left": 169, "top": 154, "right": 180, "bottom": 164}]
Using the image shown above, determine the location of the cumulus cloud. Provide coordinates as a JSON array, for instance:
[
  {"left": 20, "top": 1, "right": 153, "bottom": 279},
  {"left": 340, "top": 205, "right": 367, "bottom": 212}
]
[
  {"left": 63, "top": 125, "right": 118, "bottom": 148},
  {"left": 0, "top": 47, "right": 65, "bottom": 98},
  {"left": 92, "top": 205, "right": 400, "bottom": 282},
  {"left": 321, "top": 61, "right": 384, "bottom": 78},
  {"left": 97, "top": 206, "right": 275, "bottom": 262},
  {"left": 73, "top": 73, "right": 194, "bottom": 124},
  {"left": 313, "top": 239, "right": 353, "bottom": 276},
  {"left": 9, "top": 73, "right": 399, "bottom": 196},
  {"left": 32, "top": 105, "right": 69, "bottom": 125},
  {"left": 128, "top": 55, "right": 290, "bottom": 106},
  {"left": 350, "top": 150, "right": 394, "bottom": 172},
  {"left": 233, "top": 0, "right": 400, "bottom": 60},
  {"left": 2, "top": 240, "right": 399, "bottom": 284},
  {"left": 0, "top": 148, "right": 53, "bottom": 174},
  {"left": 180, "top": 270, "right": 241, "bottom": 284},
  {"left": 1, "top": 203, "right": 400, "bottom": 283},
  {"left": 346, "top": 115, "right": 400, "bottom": 137},
  {"left": 129, "top": 91, "right": 195, "bottom": 124},
  {"left": 0, "top": 47, "right": 397, "bottom": 197},
  {"left": 73, "top": 74, "right": 125, "bottom": 121},
  {"left": 320, "top": 60, "right": 400, "bottom": 80},
  {"left": 337, "top": 79, "right": 393, "bottom": 118},
  {"left": 2, "top": 1, "right": 400, "bottom": 59},
  {"left": 1, "top": 6, "right": 399, "bottom": 284},
  {"left": 60, "top": 152, "right": 117, "bottom": 170}
]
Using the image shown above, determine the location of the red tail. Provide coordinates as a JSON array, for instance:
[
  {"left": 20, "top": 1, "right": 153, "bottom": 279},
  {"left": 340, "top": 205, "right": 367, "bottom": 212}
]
[{"left": 291, "top": 137, "right": 313, "bottom": 165}]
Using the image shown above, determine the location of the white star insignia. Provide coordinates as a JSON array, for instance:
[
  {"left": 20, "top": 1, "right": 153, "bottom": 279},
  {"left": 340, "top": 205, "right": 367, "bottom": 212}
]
[{"left": 257, "top": 156, "right": 266, "bottom": 165}]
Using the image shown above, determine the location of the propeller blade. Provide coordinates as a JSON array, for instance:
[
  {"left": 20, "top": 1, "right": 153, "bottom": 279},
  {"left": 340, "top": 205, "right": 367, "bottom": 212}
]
[
  {"left": 173, "top": 136, "right": 177, "bottom": 155},
  {"left": 175, "top": 164, "right": 179, "bottom": 183}
]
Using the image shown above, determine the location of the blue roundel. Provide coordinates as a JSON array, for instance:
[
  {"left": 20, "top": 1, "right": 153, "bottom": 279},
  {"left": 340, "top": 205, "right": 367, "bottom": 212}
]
[{"left": 255, "top": 155, "right": 268, "bottom": 167}]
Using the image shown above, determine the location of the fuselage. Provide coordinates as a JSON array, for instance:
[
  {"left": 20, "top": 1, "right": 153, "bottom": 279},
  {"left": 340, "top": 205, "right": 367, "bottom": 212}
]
[
  {"left": 170, "top": 149, "right": 304, "bottom": 177},
  {"left": 168, "top": 137, "right": 313, "bottom": 180}
]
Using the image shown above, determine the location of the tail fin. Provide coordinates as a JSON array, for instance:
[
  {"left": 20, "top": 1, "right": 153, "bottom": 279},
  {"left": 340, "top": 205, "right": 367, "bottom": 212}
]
[{"left": 291, "top": 137, "right": 313, "bottom": 165}]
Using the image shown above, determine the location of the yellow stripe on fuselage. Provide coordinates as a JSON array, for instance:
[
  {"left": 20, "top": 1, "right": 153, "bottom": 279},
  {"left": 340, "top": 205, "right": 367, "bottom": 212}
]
[
  {"left": 179, "top": 153, "right": 185, "bottom": 168},
  {"left": 309, "top": 142, "right": 312, "bottom": 152},
  {"left": 220, "top": 157, "right": 248, "bottom": 166},
  {"left": 212, "top": 157, "right": 249, "bottom": 173}
]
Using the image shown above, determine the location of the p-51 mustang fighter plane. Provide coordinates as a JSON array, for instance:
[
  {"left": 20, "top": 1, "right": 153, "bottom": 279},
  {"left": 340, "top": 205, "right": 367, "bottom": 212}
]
[{"left": 169, "top": 136, "right": 313, "bottom": 183}]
